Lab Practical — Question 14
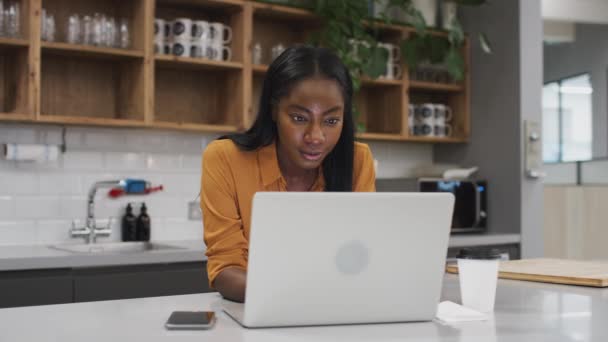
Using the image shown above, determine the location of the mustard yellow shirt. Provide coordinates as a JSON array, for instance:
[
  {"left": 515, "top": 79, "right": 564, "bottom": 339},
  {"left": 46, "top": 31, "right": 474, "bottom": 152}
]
[{"left": 200, "top": 139, "right": 376, "bottom": 286}]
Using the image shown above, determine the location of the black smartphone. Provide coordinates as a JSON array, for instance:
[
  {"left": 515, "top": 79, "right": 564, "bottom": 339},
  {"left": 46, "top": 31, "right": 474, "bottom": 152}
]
[{"left": 165, "top": 311, "right": 216, "bottom": 330}]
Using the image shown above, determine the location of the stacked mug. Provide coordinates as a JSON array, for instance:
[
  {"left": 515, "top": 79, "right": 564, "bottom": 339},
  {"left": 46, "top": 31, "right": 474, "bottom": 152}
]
[
  {"left": 349, "top": 40, "right": 402, "bottom": 80},
  {"left": 155, "top": 17, "right": 232, "bottom": 61},
  {"left": 378, "top": 42, "right": 401, "bottom": 80},
  {"left": 409, "top": 103, "right": 453, "bottom": 138}
]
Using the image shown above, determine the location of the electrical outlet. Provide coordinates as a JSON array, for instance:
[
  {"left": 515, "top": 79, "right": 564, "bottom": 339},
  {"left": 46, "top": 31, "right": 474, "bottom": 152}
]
[{"left": 188, "top": 201, "right": 202, "bottom": 221}]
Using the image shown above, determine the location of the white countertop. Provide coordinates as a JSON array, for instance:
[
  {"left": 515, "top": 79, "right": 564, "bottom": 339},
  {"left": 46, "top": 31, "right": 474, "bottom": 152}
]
[
  {"left": 0, "top": 240, "right": 207, "bottom": 271},
  {"left": 1, "top": 274, "right": 607, "bottom": 341}
]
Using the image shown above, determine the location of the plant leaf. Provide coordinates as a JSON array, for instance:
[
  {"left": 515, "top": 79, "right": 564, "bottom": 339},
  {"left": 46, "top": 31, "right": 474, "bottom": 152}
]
[
  {"left": 363, "top": 45, "right": 389, "bottom": 78},
  {"left": 429, "top": 36, "right": 450, "bottom": 64},
  {"left": 479, "top": 32, "right": 493, "bottom": 54},
  {"left": 444, "top": 47, "right": 464, "bottom": 81},
  {"left": 402, "top": 36, "right": 424, "bottom": 68},
  {"left": 447, "top": 18, "right": 464, "bottom": 46}
]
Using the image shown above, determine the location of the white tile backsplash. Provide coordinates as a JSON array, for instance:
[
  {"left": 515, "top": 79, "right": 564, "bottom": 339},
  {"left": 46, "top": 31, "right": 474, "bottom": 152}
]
[
  {"left": 0, "top": 196, "right": 15, "bottom": 219},
  {"left": 105, "top": 152, "right": 147, "bottom": 170},
  {"left": 0, "top": 221, "right": 37, "bottom": 245},
  {"left": 0, "top": 123, "right": 432, "bottom": 246},
  {"left": 62, "top": 151, "right": 104, "bottom": 170},
  {"left": 0, "top": 172, "right": 40, "bottom": 195},
  {"left": 39, "top": 173, "right": 83, "bottom": 195},
  {"left": 36, "top": 219, "right": 71, "bottom": 244},
  {"left": 15, "top": 196, "right": 62, "bottom": 219}
]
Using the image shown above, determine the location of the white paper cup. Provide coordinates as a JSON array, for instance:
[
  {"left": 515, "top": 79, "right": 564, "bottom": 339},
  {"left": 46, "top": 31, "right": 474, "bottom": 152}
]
[{"left": 457, "top": 257, "right": 499, "bottom": 313}]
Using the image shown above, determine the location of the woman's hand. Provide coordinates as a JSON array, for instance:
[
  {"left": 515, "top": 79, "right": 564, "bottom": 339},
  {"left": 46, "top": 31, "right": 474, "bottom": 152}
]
[{"left": 214, "top": 267, "right": 247, "bottom": 302}]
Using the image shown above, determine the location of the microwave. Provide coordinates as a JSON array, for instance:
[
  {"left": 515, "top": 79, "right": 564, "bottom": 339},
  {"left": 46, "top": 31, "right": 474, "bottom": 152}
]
[{"left": 418, "top": 179, "right": 487, "bottom": 233}]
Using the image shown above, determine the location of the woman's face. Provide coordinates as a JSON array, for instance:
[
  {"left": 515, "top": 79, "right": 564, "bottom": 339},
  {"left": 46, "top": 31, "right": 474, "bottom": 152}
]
[{"left": 274, "top": 77, "right": 345, "bottom": 172}]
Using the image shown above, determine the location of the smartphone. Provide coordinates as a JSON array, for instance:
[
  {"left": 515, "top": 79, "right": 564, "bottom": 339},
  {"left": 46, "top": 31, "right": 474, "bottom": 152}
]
[{"left": 165, "top": 311, "right": 216, "bottom": 330}]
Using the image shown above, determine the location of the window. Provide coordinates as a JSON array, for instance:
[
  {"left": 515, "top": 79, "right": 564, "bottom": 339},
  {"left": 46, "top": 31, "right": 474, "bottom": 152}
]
[{"left": 542, "top": 74, "right": 593, "bottom": 162}]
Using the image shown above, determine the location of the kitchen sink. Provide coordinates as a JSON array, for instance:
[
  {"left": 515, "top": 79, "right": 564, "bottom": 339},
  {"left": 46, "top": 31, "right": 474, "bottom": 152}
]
[{"left": 49, "top": 241, "right": 186, "bottom": 254}]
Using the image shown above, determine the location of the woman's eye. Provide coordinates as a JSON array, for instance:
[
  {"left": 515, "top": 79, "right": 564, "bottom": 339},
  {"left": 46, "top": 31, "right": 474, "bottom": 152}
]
[
  {"left": 291, "top": 114, "right": 307, "bottom": 122},
  {"left": 326, "top": 118, "right": 341, "bottom": 125}
]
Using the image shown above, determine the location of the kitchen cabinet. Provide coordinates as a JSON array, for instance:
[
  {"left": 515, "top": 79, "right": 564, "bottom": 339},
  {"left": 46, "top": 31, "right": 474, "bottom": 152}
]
[
  {"left": 73, "top": 262, "right": 210, "bottom": 302},
  {"left": 0, "top": 0, "right": 470, "bottom": 143},
  {"left": 0, "top": 261, "right": 211, "bottom": 308},
  {"left": 0, "top": 269, "right": 73, "bottom": 308}
]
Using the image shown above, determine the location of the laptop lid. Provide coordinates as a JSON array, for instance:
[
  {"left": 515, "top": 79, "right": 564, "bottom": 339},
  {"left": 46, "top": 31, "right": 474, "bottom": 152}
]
[{"left": 225, "top": 192, "right": 454, "bottom": 328}]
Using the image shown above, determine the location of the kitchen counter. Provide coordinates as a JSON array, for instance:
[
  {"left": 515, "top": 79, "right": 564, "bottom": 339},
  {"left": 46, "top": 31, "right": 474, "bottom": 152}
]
[
  {"left": 0, "top": 240, "right": 207, "bottom": 271},
  {"left": 1, "top": 274, "right": 607, "bottom": 341},
  {"left": 448, "top": 233, "right": 520, "bottom": 248},
  {"left": 0, "top": 233, "right": 519, "bottom": 272}
]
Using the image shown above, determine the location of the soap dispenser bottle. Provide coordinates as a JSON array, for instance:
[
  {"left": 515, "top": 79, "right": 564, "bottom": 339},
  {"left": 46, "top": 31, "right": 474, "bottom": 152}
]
[
  {"left": 121, "top": 203, "right": 137, "bottom": 241},
  {"left": 136, "top": 202, "right": 151, "bottom": 241}
]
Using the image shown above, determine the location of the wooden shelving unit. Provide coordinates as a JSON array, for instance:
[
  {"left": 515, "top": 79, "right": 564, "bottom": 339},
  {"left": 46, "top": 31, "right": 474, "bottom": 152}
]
[
  {"left": 409, "top": 80, "right": 464, "bottom": 93},
  {"left": 0, "top": 37, "right": 30, "bottom": 47},
  {"left": 0, "top": 0, "right": 470, "bottom": 143},
  {"left": 41, "top": 42, "right": 145, "bottom": 59}
]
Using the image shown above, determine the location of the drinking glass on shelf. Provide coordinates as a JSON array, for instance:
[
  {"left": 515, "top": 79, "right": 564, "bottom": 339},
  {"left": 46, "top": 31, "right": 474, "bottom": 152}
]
[
  {"left": 92, "top": 13, "right": 102, "bottom": 46},
  {"left": 0, "top": 1, "right": 4, "bottom": 37},
  {"left": 106, "top": 17, "right": 117, "bottom": 47},
  {"left": 45, "top": 13, "right": 56, "bottom": 42},
  {"left": 82, "top": 15, "right": 93, "bottom": 45},
  {"left": 119, "top": 18, "right": 130, "bottom": 49},
  {"left": 5, "top": 1, "right": 20, "bottom": 38},
  {"left": 66, "top": 14, "right": 81, "bottom": 44}
]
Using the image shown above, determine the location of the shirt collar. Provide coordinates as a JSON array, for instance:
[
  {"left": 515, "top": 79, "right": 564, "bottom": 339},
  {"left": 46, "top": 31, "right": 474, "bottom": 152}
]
[
  {"left": 257, "top": 141, "right": 325, "bottom": 190},
  {"left": 258, "top": 141, "right": 283, "bottom": 188}
]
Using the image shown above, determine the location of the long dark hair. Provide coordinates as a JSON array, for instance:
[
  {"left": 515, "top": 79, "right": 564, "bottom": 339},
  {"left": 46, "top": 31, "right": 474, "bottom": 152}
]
[{"left": 222, "top": 45, "right": 355, "bottom": 191}]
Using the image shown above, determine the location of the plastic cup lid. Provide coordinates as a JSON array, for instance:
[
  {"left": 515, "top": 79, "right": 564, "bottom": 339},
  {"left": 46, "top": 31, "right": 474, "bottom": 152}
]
[{"left": 456, "top": 247, "right": 502, "bottom": 260}]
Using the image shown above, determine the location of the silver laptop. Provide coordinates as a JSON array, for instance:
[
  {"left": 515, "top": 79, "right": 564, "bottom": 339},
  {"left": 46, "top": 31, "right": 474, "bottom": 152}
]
[{"left": 223, "top": 192, "right": 454, "bottom": 328}]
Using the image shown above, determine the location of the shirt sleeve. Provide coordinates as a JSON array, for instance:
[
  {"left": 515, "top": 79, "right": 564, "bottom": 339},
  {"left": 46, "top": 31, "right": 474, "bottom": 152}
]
[
  {"left": 353, "top": 143, "right": 376, "bottom": 192},
  {"left": 200, "top": 142, "right": 248, "bottom": 288}
]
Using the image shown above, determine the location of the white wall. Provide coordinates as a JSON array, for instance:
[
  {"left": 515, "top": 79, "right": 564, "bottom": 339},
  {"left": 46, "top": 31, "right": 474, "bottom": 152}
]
[{"left": 0, "top": 123, "right": 432, "bottom": 246}]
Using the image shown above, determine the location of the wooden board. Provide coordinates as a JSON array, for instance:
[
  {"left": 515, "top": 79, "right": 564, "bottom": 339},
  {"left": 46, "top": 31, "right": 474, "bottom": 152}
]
[{"left": 446, "top": 258, "right": 608, "bottom": 287}]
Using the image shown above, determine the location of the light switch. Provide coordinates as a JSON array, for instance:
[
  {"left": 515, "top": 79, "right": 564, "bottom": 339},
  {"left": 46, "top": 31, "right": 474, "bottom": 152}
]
[
  {"left": 188, "top": 201, "right": 202, "bottom": 220},
  {"left": 524, "top": 120, "right": 546, "bottom": 179}
]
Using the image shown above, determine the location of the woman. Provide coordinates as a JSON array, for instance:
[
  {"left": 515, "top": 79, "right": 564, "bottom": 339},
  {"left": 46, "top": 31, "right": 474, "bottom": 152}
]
[{"left": 201, "top": 45, "right": 376, "bottom": 303}]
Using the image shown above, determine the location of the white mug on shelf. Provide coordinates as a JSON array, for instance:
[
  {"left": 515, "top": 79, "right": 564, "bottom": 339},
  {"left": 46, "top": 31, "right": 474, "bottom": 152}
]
[
  {"left": 408, "top": 104, "right": 415, "bottom": 136},
  {"left": 207, "top": 42, "right": 232, "bottom": 61},
  {"left": 172, "top": 18, "right": 192, "bottom": 42},
  {"left": 192, "top": 20, "right": 211, "bottom": 41},
  {"left": 434, "top": 104, "right": 453, "bottom": 138},
  {"left": 172, "top": 40, "right": 191, "bottom": 57},
  {"left": 154, "top": 18, "right": 166, "bottom": 42},
  {"left": 386, "top": 63, "right": 402, "bottom": 80},
  {"left": 414, "top": 103, "right": 435, "bottom": 137},
  {"left": 154, "top": 40, "right": 165, "bottom": 55},
  {"left": 210, "top": 22, "right": 232, "bottom": 44}
]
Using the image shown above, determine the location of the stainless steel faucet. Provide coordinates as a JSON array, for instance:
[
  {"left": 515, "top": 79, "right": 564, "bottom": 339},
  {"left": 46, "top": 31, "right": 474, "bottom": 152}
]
[{"left": 71, "top": 180, "right": 122, "bottom": 244}]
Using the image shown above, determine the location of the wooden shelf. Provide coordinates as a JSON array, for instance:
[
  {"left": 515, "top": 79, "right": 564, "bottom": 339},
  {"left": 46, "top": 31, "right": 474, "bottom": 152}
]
[
  {"left": 252, "top": 64, "right": 268, "bottom": 74},
  {"left": 155, "top": 55, "right": 243, "bottom": 71},
  {"left": 409, "top": 80, "right": 463, "bottom": 92},
  {"left": 357, "top": 132, "right": 405, "bottom": 141},
  {"left": 152, "top": 121, "right": 239, "bottom": 133},
  {"left": 403, "top": 135, "right": 467, "bottom": 143},
  {"left": 157, "top": 0, "right": 244, "bottom": 11},
  {"left": 361, "top": 77, "right": 403, "bottom": 87},
  {"left": 38, "top": 115, "right": 146, "bottom": 128},
  {"left": 0, "top": 37, "right": 29, "bottom": 47},
  {"left": 0, "top": 113, "right": 34, "bottom": 121},
  {"left": 41, "top": 42, "right": 144, "bottom": 59},
  {"left": 252, "top": 1, "right": 317, "bottom": 21}
]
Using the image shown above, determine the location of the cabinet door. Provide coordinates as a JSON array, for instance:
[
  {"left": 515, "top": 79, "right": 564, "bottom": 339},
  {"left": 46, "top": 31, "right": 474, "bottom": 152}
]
[
  {"left": 73, "top": 262, "right": 210, "bottom": 302},
  {"left": 0, "top": 269, "right": 73, "bottom": 308}
]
